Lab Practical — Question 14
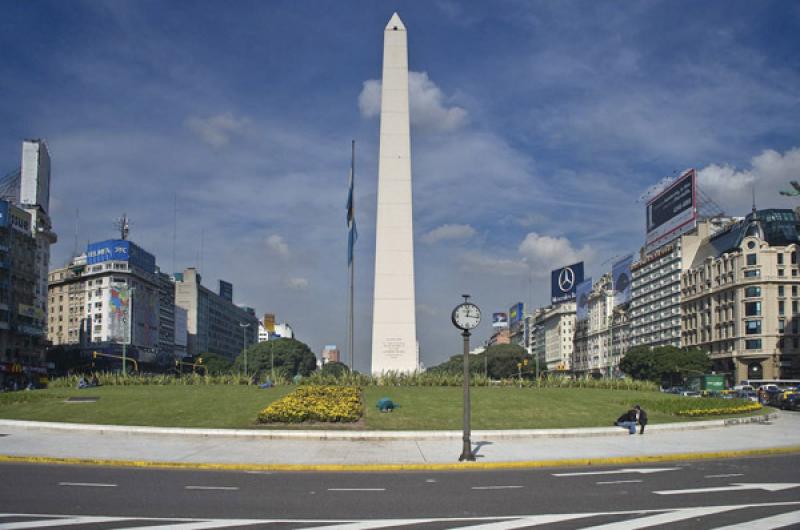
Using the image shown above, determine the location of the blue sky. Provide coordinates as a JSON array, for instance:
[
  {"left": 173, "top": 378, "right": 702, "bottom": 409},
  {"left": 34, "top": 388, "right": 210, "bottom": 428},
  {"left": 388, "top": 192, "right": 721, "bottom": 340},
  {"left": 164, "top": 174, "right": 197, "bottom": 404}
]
[{"left": 1, "top": 1, "right": 799, "bottom": 370}]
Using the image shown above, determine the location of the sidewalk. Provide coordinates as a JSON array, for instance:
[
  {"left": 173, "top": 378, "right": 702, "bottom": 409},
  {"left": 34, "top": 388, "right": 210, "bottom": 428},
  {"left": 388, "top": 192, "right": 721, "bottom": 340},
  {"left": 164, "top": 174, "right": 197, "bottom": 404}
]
[{"left": 0, "top": 413, "right": 798, "bottom": 471}]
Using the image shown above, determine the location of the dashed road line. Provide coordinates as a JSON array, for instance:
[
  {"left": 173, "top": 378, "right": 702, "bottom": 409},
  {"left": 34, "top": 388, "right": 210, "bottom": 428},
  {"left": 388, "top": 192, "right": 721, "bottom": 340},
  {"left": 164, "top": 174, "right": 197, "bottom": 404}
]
[
  {"left": 471, "top": 485, "right": 524, "bottom": 490},
  {"left": 705, "top": 473, "right": 744, "bottom": 478},
  {"left": 596, "top": 480, "right": 643, "bottom": 485},
  {"left": 327, "top": 488, "right": 386, "bottom": 492},
  {"left": 57, "top": 482, "right": 117, "bottom": 488},
  {"left": 184, "top": 486, "right": 239, "bottom": 491}
]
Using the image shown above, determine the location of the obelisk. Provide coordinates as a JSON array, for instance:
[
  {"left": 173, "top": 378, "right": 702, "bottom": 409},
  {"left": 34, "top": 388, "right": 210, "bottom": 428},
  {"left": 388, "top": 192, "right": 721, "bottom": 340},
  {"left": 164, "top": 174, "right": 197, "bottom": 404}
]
[{"left": 371, "top": 12, "right": 419, "bottom": 374}]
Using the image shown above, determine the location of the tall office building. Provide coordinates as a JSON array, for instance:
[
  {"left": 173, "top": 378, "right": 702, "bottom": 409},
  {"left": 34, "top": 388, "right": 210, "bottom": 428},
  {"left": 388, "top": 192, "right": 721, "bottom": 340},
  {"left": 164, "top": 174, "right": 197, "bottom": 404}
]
[
  {"left": 174, "top": 268, "right": 258, "bottom": 359},
  {"left": 371, "top": 13, "right": 419, "bottom": 374}
]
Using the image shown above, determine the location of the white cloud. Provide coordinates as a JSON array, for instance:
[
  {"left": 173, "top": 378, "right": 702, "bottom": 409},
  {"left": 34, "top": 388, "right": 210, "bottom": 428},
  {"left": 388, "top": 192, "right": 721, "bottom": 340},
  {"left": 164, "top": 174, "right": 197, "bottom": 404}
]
[
  {"left": 185, "top": 112, "right": 250, "bottom": 147},
  {"left": 698, "top": 147, "right": 800, "bottom": 213},
  {"left": 518, "top": 232, "right": 592, "bottom": 278},
  {"left": 358, "top": 71, "right": 468, "bottom": 132},
  {"left": 459, "top": 252, "right": 528, "bottom": 276},
  {"left": 265, "top": 234, "right": 289, "bottom": 258},
  {"left": 421, "top": 223, "right": 476, "bottom": 245},
  {"left": 286, "top": 277, "right": 309, "bottom": 290}
]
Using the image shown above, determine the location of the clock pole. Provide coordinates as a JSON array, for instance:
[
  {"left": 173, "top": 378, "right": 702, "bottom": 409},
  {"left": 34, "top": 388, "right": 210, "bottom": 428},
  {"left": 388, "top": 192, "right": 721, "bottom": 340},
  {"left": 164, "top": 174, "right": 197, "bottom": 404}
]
[{"left": 459, "top": 294, "right": 476, "bottom": 462}]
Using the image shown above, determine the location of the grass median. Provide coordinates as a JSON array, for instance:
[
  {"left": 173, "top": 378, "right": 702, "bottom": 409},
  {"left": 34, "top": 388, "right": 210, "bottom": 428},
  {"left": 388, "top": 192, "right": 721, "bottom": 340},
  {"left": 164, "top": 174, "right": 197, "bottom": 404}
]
[{"left": 0, "top": 385, "right": 764, "bottom": 430}]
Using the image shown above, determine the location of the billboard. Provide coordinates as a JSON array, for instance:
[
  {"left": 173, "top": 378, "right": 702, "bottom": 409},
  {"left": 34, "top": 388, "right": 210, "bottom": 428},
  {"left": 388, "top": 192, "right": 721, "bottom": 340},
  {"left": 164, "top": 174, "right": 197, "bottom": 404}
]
[
  {"left": 492, "top": 312, "right": 509, "bottom": 328},
  {"left": 551, "top": 262, "right": 585, "bottom": 304},
  {"left": 509, "top": 303, "right": 524, "bottom": 334},
  {"left": 612, "top": 254, "right": 634, "bottom": 306},
  {"left": 645, "top": 169, "right": 697, "bottom": 252},
  {"left": 87, "top": 240, "right": 156, "bottom": 274},
  {"left": 263, "top": 313, "right": 276, "bottom": 333},
  {"left": 575, "top": 278, "right": 592, "bottom": 321},
  {"left": 108, "top": 285, "right": 131, "bottom": 343}
]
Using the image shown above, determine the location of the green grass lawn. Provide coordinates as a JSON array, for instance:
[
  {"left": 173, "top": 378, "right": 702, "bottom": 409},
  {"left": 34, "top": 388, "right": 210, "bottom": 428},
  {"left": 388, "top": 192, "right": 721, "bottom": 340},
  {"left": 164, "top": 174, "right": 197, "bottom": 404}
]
[{"left": 0, "top": 385, "right": 763, "bottom": 430}]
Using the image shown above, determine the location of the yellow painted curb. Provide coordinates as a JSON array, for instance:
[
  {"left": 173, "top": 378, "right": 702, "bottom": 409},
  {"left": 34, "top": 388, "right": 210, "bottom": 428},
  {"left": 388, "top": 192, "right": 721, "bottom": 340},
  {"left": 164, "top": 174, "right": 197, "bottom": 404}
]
[{"left": 2, "top": 446, "right": 800, "bottom": 473}]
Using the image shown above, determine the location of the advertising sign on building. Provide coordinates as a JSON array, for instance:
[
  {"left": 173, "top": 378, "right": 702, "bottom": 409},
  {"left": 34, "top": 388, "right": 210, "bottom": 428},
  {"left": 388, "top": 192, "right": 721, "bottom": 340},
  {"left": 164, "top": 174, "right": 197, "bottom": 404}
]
[
  {"left": 612, "top": 254, "right": 634, "bottom": 306},
  {"left": 575, "top": 278, "right": 592, "bottom": 321},
  {"left": 492, "top": 312, "right": 509, "bottom": 328},
  {"left": 551, "top": 262, "right": 585, "bottom": 304},
  {"left": 87, "top": 240, "right": 156, "bottom": 274},
  {"left": 645, "top": 169, "right": 697, "bottom": 253},
  {"left": 108, "top": 285, "right": 131, "bottom": 344},
  {"left": 263, "top": 313, "right": 276, "bottom": 333},
  {"left": 508, "top": 303, "right": 524, "bottom": 334}
]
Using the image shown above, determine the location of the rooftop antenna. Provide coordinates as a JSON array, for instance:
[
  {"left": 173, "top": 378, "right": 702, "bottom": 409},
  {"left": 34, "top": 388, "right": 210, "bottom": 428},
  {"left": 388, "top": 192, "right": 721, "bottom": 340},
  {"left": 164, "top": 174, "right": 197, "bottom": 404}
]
[{"left": 114, "top": 213, "right": 130, "bottom": 240}]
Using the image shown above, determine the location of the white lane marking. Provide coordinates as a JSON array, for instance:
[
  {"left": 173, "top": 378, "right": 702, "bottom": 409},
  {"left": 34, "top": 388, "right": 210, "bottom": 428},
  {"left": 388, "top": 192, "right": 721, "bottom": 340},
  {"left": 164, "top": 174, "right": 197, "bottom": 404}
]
[
  {"left": 296, "top": 520, "right": 425, "bottom": 530},
  {"left": 131, "top": 521, "right": 263, "bottom": 529},
  {"left": 327, "top": 488, "right": 386, "bottom": 492},
  {"left": 184, "top": 486, "right": 239, "bottom": 491},
  {"left": 708, "top": 508, "right": 800, "bottom": 529},
  {"left": 576, "top": 505, "right": 745, "bottom": 529},
  {"left": 0, "top": 516, "right": 129, "bottom": 529},
  {"left": 553, "top": 467, "right": 679, "bottom": 477},
  {"left": 57, "top": 482, "right": 117, "bottom": 488},
  {"left": 471, "top": 485, "right": 524, "bottom": 490},
  {"left": 447, "top": 513, "right": 603, "bottom": 529},
  {"left": 705, "top": 473, "right": 744, "bottom": 478},
  {"left": 654, "top": 482, "right": 800, "bottom": 495},
  {"left": 596, "top": 480, "right": 642, "bottom": 485}
]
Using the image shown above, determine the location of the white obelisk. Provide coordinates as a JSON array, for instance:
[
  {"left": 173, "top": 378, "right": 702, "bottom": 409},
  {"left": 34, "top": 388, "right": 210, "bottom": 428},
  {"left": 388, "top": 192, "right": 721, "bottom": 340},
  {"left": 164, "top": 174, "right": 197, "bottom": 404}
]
[{"left": 371, "top": 12, "right": 419, "bottom": 374}]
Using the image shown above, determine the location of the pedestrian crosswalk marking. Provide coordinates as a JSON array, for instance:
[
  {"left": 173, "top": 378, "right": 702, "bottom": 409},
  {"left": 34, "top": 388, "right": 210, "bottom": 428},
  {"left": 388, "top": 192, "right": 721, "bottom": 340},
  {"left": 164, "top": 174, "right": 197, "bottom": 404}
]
[{"left": 1, "top": 502, "right": 799, "bottom": 529}]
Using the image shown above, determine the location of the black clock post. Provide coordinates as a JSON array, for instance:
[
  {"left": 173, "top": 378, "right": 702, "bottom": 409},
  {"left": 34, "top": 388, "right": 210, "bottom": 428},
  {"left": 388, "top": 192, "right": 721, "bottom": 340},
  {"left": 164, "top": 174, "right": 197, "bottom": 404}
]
[{"left": 452, "top": 294, "right": 479, "bottom": 462}]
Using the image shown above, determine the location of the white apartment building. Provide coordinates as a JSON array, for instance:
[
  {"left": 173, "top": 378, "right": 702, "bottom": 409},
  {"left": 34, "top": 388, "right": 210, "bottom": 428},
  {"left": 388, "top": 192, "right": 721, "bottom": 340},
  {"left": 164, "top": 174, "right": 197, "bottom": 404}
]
[
  {"left": 629, "top": 218, "right": 731, "bottom": 350},
  {"left": 533, "top": 302, "right": 575, "bottom": 372}
]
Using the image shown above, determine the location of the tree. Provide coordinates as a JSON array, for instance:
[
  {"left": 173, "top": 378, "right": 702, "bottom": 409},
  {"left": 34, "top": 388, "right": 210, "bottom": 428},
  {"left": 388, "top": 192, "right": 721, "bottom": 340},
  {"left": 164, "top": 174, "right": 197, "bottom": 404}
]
[
  {"left": 197, "top": 352, "right": 233, "bottom": 375},
  {"left": 428, "top": 343, "right": 528, "bottom": 379},
  {"left": 620, "top": 346, "right": 711, "bottom": 384},
  {"left": 233, "top": 338, "right": 317, "bottom": 378},
  {"left": 320, "top": 361, "right": 350, "bottom": 377}
]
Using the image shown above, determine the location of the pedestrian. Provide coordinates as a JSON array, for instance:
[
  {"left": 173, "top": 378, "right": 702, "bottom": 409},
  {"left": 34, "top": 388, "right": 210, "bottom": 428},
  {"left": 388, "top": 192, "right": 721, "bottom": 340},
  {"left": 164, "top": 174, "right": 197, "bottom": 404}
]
[
  {"left": 634, "top": 404, "right": 648, "bottom": 435},
  {"left": 615, "top": 407, "right": 638, "bottom": 435}
]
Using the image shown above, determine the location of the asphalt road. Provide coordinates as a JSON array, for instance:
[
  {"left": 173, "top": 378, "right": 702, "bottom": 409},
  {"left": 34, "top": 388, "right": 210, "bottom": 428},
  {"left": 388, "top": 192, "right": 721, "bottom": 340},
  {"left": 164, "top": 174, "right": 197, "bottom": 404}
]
[{"left": 1, "top": 454, "right": 799, "bottom": 528}]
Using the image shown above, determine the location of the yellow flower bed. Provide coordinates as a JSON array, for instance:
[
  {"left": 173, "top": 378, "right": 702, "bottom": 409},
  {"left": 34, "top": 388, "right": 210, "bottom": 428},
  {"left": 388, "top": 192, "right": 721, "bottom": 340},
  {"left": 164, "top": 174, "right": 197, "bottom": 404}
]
[
  {"left": 676, "top": 402, "right": 762, "bottom": 417},
  {"left": 257, "top": 385, "right": 363, "bottom": 423}
]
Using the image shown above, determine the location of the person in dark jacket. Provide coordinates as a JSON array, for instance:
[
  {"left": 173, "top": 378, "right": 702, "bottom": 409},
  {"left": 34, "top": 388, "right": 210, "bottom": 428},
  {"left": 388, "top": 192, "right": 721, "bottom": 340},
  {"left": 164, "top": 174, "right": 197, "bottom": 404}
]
[
  {"left": 634, "top": 404, "right": 648, "bottom": 435},
  {"left": 615, "top": 408, "right": 638, "bottom": 434}
]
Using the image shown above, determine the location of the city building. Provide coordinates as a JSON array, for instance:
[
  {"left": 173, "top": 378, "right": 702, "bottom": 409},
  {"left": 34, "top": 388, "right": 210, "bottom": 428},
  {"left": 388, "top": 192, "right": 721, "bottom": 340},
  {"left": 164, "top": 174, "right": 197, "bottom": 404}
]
[
  {"left": 321, "top": 345, "right": 340, "bottom": 364},
  {"left": 572, "top": 274, "right": 630, "bottom": 377},
  {"left": 48, "top": 237, "right": 171, "bottom": 364},
  {"left": 681, "top": 208, "right": 800, "bottom": 382},
  {"left": 257, "top": 313, "right": 294, "bottom": 343},
  {"left": 0, "top": 139, "right": 56, "bottom": 382},
  {"left": 532, "top": 302, "right": 576, "bottom": 372},
  {"left": 174, "top": 268, "right": 258, "bottom": 360},
  {"left": 629, "top": 217, "right": 732, "bottom": 350}
]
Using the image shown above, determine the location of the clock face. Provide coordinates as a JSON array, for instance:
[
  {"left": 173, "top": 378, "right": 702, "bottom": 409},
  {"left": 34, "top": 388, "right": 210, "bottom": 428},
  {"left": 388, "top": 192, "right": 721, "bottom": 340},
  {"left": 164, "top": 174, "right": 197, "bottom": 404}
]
[{"left": 452, "top": 303, "right": 481, "bottom": 330}]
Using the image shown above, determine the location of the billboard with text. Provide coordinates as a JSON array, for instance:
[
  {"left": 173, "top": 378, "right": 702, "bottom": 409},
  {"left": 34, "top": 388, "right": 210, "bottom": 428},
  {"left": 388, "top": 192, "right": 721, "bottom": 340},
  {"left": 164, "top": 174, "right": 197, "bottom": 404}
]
[
  {"left": 645, "top": 169, "right": 697, "bottom": 252},
  {"left": 551, "top": 262, "right": 585, "bottom": 304}
]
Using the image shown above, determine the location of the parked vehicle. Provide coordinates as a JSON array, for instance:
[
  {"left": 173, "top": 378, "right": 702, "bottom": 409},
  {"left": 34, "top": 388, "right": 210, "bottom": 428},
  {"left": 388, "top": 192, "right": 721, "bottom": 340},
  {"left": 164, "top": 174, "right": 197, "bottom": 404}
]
[
  {"left": 735, "top": 390, "right": 759, "bottom": 402},
  {"left": 780, "top": 393, "right": 800, "bottom": 411}
]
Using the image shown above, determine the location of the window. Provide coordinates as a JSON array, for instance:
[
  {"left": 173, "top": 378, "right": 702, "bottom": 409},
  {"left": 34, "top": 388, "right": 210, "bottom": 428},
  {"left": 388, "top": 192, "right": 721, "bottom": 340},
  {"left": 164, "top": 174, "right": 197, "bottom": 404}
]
[
  {"left": 779, "top": 286, "right": 785, "bottom": 297},
  {"left": 778, "top": 253, "right": 785, "bottom": 265},
  {"left": 794, "top": 286, "right": 799, "bottom": 297},
  {"left": 779, "top": 301, "right": 785, "bottom": 316},
  {"left": 745, "top": 302, "right": 762, "bottom": 316},
  {"left": 745, "top": 320, "right": 761, "bottom": 335},
  {"left": 744, "top": 270, "right": 760, "bottom": 278},
  {"left": 746, "top": 254, "right": 757, "bottom": 266},
  {"left": 793, "top": 251, "right": 798, "bottom": 264},
  {"left": 779, "top": 269, "right": 785, "bottom": 277},
  {"left": 745, "top": 339, "right": 762, "bottom": 350},
  {"left": 745, "top": 286, "right": 761, "bottom": 297},
  {"left": 779, "top": 319, "right": 786, "bottom": 333},
  {"left": 794, "top": 301, "right": 799, "bottom": 314}
]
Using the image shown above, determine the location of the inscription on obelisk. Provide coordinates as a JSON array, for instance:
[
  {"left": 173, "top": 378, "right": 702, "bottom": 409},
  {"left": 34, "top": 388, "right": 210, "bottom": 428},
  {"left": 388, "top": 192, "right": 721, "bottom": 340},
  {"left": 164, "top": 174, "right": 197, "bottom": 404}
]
[{"left": 371, "top": 12, "right": 419, "bottom": 374}]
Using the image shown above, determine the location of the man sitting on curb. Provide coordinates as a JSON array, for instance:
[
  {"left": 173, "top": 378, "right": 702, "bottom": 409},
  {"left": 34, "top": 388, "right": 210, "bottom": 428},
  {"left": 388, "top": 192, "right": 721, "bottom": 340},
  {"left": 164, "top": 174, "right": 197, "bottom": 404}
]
[{"left": 615, "top": 407, "right": 638, "bottom": 434}]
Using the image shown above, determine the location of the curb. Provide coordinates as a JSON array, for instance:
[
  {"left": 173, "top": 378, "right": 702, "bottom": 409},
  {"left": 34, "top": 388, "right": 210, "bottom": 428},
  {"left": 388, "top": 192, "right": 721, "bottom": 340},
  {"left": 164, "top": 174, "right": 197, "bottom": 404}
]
[
  {"left": 0, "top": 413, "right": 777, "bottom": 441},
  {"left": 2, "top": 445, "right": 799, "bottom": 473}
]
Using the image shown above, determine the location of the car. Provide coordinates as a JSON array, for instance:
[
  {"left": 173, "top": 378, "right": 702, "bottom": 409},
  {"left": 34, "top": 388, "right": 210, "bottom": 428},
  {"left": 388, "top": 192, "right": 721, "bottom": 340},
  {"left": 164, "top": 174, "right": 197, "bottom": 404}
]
[
  {"left": 733, "top": 384, "right": 755, "bottom": 392},
  {"left": 679, "top": 390, "right": 702, "bottom": 398},
  {"left": 735, "top": 390, "right": 759, "bottom": 402},
  {"left": 780, "top": 393, "right": 800, "bottom": 411}
]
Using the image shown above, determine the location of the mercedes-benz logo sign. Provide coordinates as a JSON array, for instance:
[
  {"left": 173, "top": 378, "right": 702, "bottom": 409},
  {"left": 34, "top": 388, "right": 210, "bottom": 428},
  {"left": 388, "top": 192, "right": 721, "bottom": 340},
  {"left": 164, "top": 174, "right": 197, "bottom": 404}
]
[{"left": 558, "top": 267, "right": 576, "bottom": 292}]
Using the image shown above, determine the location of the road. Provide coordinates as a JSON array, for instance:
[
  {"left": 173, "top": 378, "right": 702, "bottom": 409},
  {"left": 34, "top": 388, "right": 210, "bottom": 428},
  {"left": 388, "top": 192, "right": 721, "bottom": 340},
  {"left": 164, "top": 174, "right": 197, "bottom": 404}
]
[{"left": 1, "top": 454, "right": 799, "bottom": 528}]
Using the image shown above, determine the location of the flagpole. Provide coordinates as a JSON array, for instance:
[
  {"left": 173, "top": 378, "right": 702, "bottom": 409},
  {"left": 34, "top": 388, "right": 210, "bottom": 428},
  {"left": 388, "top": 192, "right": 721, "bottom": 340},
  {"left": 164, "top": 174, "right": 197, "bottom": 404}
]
[{"left": 348, "top": 140, "right": 355, "bottom": 372}]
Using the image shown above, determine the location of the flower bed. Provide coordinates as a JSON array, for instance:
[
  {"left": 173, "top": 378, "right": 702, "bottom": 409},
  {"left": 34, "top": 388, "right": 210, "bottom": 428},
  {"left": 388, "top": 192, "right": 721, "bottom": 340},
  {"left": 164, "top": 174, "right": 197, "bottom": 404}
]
[
  {"left": 675, "top": 401, "right": 762, "bottom": 417},
  {"left": 257, "top": 385, "right": 363, "bottom": 423}
]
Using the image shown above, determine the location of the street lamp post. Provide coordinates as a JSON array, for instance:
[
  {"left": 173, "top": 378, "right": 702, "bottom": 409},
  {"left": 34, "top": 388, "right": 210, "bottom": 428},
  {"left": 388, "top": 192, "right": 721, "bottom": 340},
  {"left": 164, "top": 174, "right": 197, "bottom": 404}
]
[
  {"left": 122, "top": 286, "right": 135, "bottom": 376},
  {"left": 240, "top": 322, "right": 250, "bottom": 377},
  {"left": 452, "top": 295, "right": 481, "bottom": 463}
]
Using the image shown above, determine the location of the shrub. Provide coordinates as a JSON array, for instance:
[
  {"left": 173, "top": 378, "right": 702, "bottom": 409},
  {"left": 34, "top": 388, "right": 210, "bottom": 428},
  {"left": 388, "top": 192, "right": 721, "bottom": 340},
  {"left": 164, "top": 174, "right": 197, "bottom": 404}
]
[{"left": 257, "top": 385, "right": 363, "bottom": 423}]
